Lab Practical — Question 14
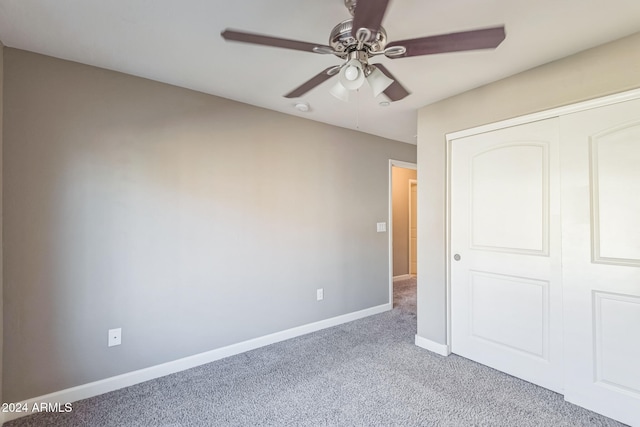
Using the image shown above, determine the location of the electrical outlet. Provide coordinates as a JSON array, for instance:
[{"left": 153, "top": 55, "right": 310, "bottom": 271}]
[
  {"left": 108, "top": 328, "right": 122, "bottom": 347},
  {"left": 316, "top": 288, "right": 324, "bottom": 301}
]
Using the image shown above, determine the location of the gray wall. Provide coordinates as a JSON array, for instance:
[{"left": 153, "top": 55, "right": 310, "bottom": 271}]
[
  {"left": 416, "top": 31, "right": 640, "bottom": 344},
  {"left": 2, "top": 48, "right": 416, "bottom": 402},
  {"left": 392, "top": 167, "right": 416, "bottom": 276}
]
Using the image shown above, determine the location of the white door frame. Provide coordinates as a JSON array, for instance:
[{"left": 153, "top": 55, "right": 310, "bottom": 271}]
[
  {"left": 444, "top": 87, "right": 640, "bottom": 351},
  {"left": 408, "top": 179, "right": 418, "bottom": 275},
  {"left": 389, "top": 159, "right": 417, "bottom": 306}
]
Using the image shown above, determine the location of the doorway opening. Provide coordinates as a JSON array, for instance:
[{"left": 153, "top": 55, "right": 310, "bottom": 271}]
[{"left": 389, "top": 160, "right": 417, "bottom": 309}]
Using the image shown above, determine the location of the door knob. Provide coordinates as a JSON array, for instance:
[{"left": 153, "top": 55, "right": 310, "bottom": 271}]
[{"left": 454, "top": 254, "right": 461, "bottom": 261}]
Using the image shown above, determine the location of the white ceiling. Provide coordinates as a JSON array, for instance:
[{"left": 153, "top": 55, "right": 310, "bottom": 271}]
[{"left": 1, "top": 0, "right": 639, "bottom": 144}]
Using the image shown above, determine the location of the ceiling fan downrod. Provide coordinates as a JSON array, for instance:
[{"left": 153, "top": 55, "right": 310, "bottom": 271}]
[{"left": 344, "top": 0, "right": 357, "bottom": 16}]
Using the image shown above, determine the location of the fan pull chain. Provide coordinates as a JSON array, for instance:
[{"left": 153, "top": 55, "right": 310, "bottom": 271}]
[{"left": 356, "top": 88, "right": 360, "bottom": 130}]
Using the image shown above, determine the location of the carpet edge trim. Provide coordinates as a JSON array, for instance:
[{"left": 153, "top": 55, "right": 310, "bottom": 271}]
[
  {"left": 415, "top": 334, "right": 450, "bottom": 356},
  {"left": 3, "top": 303, "right": 392, "bottom": 423}
]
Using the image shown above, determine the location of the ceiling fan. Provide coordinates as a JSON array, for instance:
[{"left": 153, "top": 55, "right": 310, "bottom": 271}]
[{"left": 221, "top": 0, "right": 505, "bottom": 102}]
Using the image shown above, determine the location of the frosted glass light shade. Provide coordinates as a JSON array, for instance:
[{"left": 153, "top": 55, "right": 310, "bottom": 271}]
[
  {"left": 367, "top": 66, "right": 394, "bottom": 97},
  {"left": 330, "top": 81, "right": 350, "bottom": 102}
]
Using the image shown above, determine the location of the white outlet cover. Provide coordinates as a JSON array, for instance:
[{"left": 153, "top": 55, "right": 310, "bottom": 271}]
[
  {"left": 316, "top": 288, "right": 324, "bottom": 301},
  {"left": 376, "top": 222, "right": 387, "bottom": 232},
  {"left": 108, "top": 328, "right": 122, "bottom": 347}
]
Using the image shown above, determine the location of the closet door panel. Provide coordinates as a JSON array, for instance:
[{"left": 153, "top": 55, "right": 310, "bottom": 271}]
[
  {"left": 450, "top": 118, "right": 563, "bottom": 393},
  {"left": 560, "top": 98, "right": 640, "bottom": 427}
]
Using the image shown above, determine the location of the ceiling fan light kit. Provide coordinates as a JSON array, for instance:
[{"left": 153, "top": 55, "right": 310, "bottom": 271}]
[
  {"left": 329, "top": 51, "right": 395, "bottom": 101},
  {"left": 221, "top": 0, "right": 506, "bottom": 103}
]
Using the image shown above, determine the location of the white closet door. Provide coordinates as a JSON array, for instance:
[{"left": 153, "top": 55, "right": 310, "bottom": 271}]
[
  {"left": 560, "top": 98, "right": 640, "bottom": 426},
  {"left": 451, "top": 118, "right": 563, "bottom": 392}
]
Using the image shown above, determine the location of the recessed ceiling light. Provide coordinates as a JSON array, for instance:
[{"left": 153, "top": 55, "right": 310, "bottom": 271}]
[
  {"left": 379, "top": 101, "right": 391, "bottom": 107},
  {"left": 295, "top": 102, "right": 310, "bottom": 112}
]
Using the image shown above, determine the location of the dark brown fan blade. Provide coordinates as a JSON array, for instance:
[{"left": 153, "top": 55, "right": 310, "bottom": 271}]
[
  {"left": 284, "top": 67, "right": 338, "bottom": 98},
  {"left": 221, "top": 29, "right": 332, "bottom": 54},
  {"left": 387, "top": 26, "right": 505, "bottom": 58},
  {"left": 373, "top": 64, "right": 410, "bottom": 101},
  {"left": 351, "top": 0, "right": 390, "bottom": 40}
]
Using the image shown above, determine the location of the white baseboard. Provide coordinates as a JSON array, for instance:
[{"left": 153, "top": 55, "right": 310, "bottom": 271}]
[
  {"left": 393, "top": 274, "right": 412, "bottom": 281},
  {"left": 415, "top": 334, "right": 450, "bottom": 356},
  {"left": 2, "top": 303, "right": 391, "bottom": 424}
]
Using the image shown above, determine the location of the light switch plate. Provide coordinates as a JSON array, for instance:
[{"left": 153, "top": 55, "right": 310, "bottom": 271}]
[{"left": 376, "top": 222, "right": 387, "bottom": 232}]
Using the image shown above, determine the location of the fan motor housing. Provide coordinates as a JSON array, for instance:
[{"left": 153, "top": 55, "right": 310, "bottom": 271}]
[{"left": 329, "top": 19, "right": 387, "bottom": 58}]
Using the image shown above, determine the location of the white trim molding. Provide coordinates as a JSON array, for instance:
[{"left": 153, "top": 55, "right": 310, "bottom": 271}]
[
  {"left": 2, "top": 303, "right": 391, "bottom": 424},
  {"left": 393, "top": 274, "right": 412, "bottom": 281},
  {"left": 389, "top": 159, "right": 418, "bottom": 170},
  {"left": 408, "top": 179, "right": 418, "bottom": 276},
  {"left": 415, "top": 334, "right": 450, "bottom": 356},
  {"left": 447, "top": 88, "right": 640, "bottom": 141}
]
